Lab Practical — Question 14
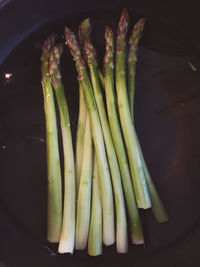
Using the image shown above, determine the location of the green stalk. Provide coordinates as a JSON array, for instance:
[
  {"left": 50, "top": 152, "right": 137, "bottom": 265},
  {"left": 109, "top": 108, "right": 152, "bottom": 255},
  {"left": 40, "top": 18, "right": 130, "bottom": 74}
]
[
  {"left": 128, "top": 18, "right": 145, "bottom": 118},
  {"left": 88, "top": 154, "right": 102, "bottom": 256},
  {"left": 75, "top": 19, "right": 92, "bottom": 193},
  {"left": 98, "top": 69, "right": 105, "bottom": 89},
  {"left": 65, "top": 27, "right": 115, "bottom": 246},
  {"left": 136, "top": 136, "right": 169, "bottom": 222},
  {"left": 115, "top": 9, "right": 151, "bottom": 209},
  {"left": 84, "top": 39, "right": 128, "bottom": 253},
  {"left": 104, "top": 26, "right": 144, "bottom": 244},
  {"left": 75, "top": 83, "right": 87, "bottom": 191},
  {"left": 75, "top": 112, "right": 93, "bottom": 249},
  {"left": 41, "top": 35, "right": 62, "bottom": 243},
  {"left": 128, "top": 19, "right": 168, "bottom": 222},
  {"left": 49, "top": 43, "right": 76, "bottom": 253}
]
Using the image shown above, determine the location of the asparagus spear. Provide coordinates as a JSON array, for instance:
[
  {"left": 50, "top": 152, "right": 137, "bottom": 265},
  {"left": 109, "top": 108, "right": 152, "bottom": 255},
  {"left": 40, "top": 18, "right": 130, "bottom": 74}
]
[
  {"left": 79, "top": 17, "right": 128, "bottom": 253},
  {"left": 128, "top": 18, "right": 145, "bottom": 118},
  {"left": 49, "top": 43, "right": 76, "bottom": 253},
  {"left": 88, "top": 154, "right": 102, "bottom": 256},
  {"left": 75, "top": 84, "right": 87, "bottom": 191},
  {"left": 104, "top": 26, "right": 144, "bottom": 244},
  {"left": 115, "top": 9, "right": 151, "bottom": 209},
  {"left": 65, "top": 27, "right": 115, "bottom": 246},
  {"left": 75, "top": 19, "right": 92, "bottom": 193},
  {"left": 75, "top": 112, "right": 93, "bottom": 249},
  {"left": 84, "top": 39, "right": 128, "bottom": 253},
  {"left": 128, "top": 19, "right": 168, "bottom": 222},
  {"left": 41, "top": 35, "right": 62, "bottom": 243}
]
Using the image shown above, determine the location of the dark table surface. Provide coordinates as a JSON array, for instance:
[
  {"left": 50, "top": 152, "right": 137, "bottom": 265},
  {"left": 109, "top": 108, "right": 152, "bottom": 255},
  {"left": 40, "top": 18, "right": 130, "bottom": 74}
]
[{"left": 1, "top": 1, "right": 200, "bottom": 267}]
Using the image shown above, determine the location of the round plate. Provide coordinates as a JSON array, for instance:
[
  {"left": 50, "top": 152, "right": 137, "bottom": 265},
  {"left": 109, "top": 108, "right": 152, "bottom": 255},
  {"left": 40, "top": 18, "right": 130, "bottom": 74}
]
[{"left": 1, "top": 8, "right": 200, "bottom": 267}]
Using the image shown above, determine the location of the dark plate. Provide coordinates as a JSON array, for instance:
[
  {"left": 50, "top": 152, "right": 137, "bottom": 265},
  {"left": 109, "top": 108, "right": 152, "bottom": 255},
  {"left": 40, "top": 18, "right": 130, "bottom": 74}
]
[{"left": 1, "top": 6, "right": 200, "bottom": 267}]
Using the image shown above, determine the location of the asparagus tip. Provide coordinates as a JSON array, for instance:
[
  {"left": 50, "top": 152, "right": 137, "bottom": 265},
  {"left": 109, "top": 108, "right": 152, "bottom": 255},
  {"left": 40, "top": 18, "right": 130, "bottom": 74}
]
[
  {"left": 49, "top": 43, "right": 64, "bottom": 68},
  {"left": 65, "top": 26, "right": 79, "bottom": 50},
  {"left": 42, "top": 34, "right": 57, "bottom": 54},
  {"left": 78, "top": 17, "right": 91, "bottom": 45},
  {"left": 52, "top": 43, "right": 65, "bottom": 61},
  {"left": 64, "top": 26, "right": 73, "bottom": 45},
  {"left": 105, "top": 26, "right": 114, "bottom": 43},
  {"left": 65, "top": 26, "right": 86, "bottom": 80},
  {"left": 84, "top": 39, "right": 96, "bottom": 64},
  {"left": 65, "top": 27, "right": 81, "bottom": 60},
  {"left": 129, "top": 18, "right": 146, "bottom": 45},
  {"left": 104, "top": 26, "right": 114, "bottom": 64},
  {"left": 49, "top": 43, "right": 64, "bottom": 86},
  {"left": 118, "top": 8, "right": 129, "bottom": 37}
]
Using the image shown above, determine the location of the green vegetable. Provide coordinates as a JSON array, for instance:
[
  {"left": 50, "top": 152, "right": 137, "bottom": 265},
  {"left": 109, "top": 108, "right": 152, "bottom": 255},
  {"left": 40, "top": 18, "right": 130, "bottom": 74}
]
[
  {"left": 115, "top": 9, "right": 151, "bottom": 209},
  {"left": 104, "top": 26, "right": 144, "bottom": 244},
  {"left": 41, "top": 35, "right": 62, "bottom": 243},
  {"left": 88, "top": 154, "right": 103, "bottom": 256},
  {"left": 75, "top": 112, "right": 93, "bottom": 249},
  {"left": 75, "top": 84, "right": 87, "bottom": 191},
  {"left": 84, "top": 38, "right": 128, "bottom": 253},
  {"left": 65, "top": 27, "right": 115, "bottom": 246},
  {"left": 128, "top": 19, "right": 168, "bottom": 222},
  {"left": 49, "top": 43, "right": 76, "bottom": 253}
]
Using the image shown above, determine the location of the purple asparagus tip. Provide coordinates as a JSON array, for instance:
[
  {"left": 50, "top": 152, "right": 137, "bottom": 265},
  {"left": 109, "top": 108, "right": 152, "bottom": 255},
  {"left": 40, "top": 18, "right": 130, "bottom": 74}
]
[
  {"left": 49, "top": 43, "right": 65, "bottom": 84},
  {"left": 52, "top": 43, "right": 65, "bottom": 62},
  {"left": 65, "top": 27, "right": 82, "bottom": 61},
  {"left": 65, "top": 26, "right": 86, "bottom": 80},
  {"left": 42, "top": 34, "right": 57, "bottom": 54},
  {"left": 104, "top": 26, "right": 114, "bottom": 64},
  {"left": 84, "top": 39, "right": 96, "bottom": 64},
  {"left": 117, "top": 8, "right": 129, "bottom": 38}
]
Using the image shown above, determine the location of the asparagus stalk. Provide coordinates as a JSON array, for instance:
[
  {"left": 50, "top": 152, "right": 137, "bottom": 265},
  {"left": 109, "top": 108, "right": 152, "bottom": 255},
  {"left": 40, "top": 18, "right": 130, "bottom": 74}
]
[
  {"left": 41, "top": 35, "right": 62, "bottom": 243},
  {"left": 75, "top": 84, "right": 87, "bottom": 191},
  {"left": 136, "top": 138, "right": 168, "bottom": 222},
  {"left": 128, "top": 18, "right": 145, "bottom": 118},
  {"left": 84, "top": 39, "right": 128, "bottom": 253},
  {"left": 104, "top": 26, "right": 144, "bottom": 244},
  {"left": 65, "top": 27, "right": 115, "bottom": 246},
  {"left": 88, "top": 154, "right": 102, "bottom": 256},
  {"left": 98, "top": 69, "right": 105, "bottom": 89},
  {"left": 80, "top": 17, "right": 127, "bottom": 253},
  {"left": 128, "top": 19, "right": 168, "bottom": 222},
  {"left": 75, "top": 112, "right": 93, "bottom": 249},
  {"left": 75, "top": 19, "right": 92, "bottom": 192},
  {"left": 78, "top": 20, "right": 117, "bottom": 250},
  {"left": 115, "top": 9, "right": 151, "bottom": 209},
  {"left": 49, "top": 43, "right": 76, "bottom": 253},
  {"left": 75, "top": 20, "right": 92, "bottom": 192}
]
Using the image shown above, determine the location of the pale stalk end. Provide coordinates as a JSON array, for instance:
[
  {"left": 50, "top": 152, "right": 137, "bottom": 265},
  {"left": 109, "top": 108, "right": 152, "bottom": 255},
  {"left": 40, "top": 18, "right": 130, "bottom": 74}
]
[{"left": 58, "top": 239, "right": 74, "bottom": 254}]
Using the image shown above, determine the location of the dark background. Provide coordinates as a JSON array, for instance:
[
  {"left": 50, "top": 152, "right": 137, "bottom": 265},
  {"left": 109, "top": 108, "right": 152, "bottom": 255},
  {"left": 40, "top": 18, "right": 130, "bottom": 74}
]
[{"left": 1, "top": 0, "right": 200, "bottom": 266}]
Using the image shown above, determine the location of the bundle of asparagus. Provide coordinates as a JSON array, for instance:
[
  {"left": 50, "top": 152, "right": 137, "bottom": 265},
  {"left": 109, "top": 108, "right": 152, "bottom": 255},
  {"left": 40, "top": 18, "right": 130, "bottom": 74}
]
[{"left": 41, "top": 8, "right": 168, "bottom": 256}]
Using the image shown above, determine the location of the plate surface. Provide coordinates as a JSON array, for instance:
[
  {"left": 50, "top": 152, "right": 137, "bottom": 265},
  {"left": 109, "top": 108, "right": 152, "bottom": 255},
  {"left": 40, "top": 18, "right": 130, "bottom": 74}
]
[{"left": 1, "top": 9, "right": 200, "bottom": 267}]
